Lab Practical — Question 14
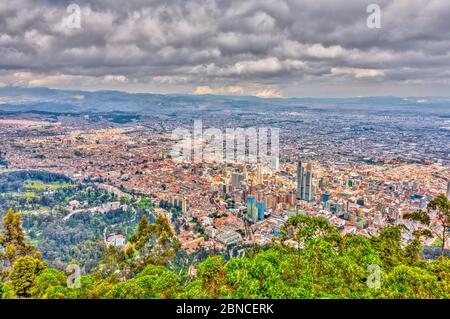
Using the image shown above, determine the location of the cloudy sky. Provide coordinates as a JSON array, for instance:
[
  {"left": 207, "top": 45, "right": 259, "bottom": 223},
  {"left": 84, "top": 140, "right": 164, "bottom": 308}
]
[{"left": 1, "top": 0, "right": 450, "bottom": 97}]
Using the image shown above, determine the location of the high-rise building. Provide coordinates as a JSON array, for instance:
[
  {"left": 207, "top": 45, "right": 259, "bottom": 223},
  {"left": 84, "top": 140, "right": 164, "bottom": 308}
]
[
  {"left": 264, "top": 195, "right": 274, "bottom": 210},
  {"left": 242, "top": 165, "right": 248, "bottom": 180},
  {"left": 318, "top": 177, "right": 324, "bottom": 191},
  {"left": 447, "top": 180, "right": 450, "bottom": 199},
  {"left": 172, "top": 196, "right": 180, "bottom": 208},
  {"left": 322, "top": 193, "right": 330, "bottom": 203},
  {"left": 231, "top": 173, "right": 244, "bottom": 189},
  {"left": 296, "top": 161, "right": 304, "bottom": 200},
  {"left": 271, "top": 156, "right": 279, "bottom": 170},
  {"left": 287, "top": 192, "right": 296, "bottom": 206},
  {"left": 181, "top": 197, "right": 187, "bottom": 214},
  {"left": 247, "top": 195, "right": 255, "bottom": 218},
  {"left": 251, "top": 205, "right": 259, "bottom": 223},
  {"left": 296, "top": 161, "right": 313, "bottom": 202},
  {"left": 304, "top": 163, "right": 313, "bottom": 202},
  {"left": 256, "top": 163, "right": 263, "bottom": 185},
  {"left": 257, "top": 200, "right": 265, "bottom": 220}
]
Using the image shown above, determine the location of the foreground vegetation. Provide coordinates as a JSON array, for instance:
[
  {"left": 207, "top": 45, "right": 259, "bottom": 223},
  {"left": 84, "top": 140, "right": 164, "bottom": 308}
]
[
  {"left": 0, "top": 171, "right": 154, "bottom": 272},
  {"left": 1, "top": 195, "right": 449, "bottom": 299}
]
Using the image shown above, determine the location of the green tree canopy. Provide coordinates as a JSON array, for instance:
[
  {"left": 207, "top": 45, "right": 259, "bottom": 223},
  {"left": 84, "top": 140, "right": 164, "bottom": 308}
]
[{"left": 10, "top": 256, "right": 46, "bottom": 298}]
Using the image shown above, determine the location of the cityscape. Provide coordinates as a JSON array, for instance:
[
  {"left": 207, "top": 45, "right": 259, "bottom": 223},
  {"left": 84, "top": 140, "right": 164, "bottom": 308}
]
[
  {"left": 0, "top": 89, "right": 448, "bottom": 259},
  {"left": 0, "top": 0, "right": 449, "bottom": 303}
]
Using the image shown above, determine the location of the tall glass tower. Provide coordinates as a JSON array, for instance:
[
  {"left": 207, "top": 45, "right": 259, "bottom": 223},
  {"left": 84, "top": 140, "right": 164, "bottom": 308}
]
[
  {"left": 446, "top": 180, "right": 450, "bottom": 199},
  {"left": 296, "top": 161, "right": 304, "bottom": 200},
  {"left": 297, "top": 161, "right": 313, "bottom": 202},
  {"left": 304, "top": 163, "right": 313, "bottom": 202}
]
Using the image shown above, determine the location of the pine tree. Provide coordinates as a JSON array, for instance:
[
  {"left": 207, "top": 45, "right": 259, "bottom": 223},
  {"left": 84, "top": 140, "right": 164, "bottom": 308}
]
[
  {"left": 127, "top": 214, "right": 180, "bottom": 275},
  {"left": 404, "top": 194, "right": 450, "bottom": 256},
  {"left": 0, "top": 209, "right": 37, "bottom": 279},
  {"left": 427, "top": 194, "right": 450, "bottom": 256}
]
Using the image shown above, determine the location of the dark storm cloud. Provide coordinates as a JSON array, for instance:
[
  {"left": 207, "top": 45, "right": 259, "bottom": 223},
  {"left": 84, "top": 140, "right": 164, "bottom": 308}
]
[{"left": 1, "top": 0, "right": 450, "bottom": 96}]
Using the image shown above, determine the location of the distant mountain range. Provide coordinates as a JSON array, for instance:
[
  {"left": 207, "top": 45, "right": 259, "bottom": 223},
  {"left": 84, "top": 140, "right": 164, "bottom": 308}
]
[{"left": 0, "top": 86, "right": 449, "bottom": 116}]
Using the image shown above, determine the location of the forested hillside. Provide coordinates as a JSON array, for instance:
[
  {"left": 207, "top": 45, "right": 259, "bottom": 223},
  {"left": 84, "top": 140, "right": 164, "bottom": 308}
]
[
  {"left": 1, "top": 207, "right": 449, "bottom": 299},
  {"left": 0, "top": 171, "right": 153, "bottom": 272}
]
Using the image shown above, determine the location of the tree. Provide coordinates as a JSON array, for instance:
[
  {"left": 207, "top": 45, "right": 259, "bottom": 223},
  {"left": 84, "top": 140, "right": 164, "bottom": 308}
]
[
  {"left": 120, "top": 195, "right": 132, "bottom": 205},
  {"left": 402, "top": 210, "right": 432, "bottom": 263},
  {"left": 106, "top": 280, "right": 145, "bottom": 299},
  {"left": 427, "top": 194, "right": 450, "bottom": 256},
  {"left": 87, "top": 273, "right": 118, "bottom": 299},
  {"left": 378, "top": 265, "right": 447, "bottom": 299},
  {"left": 281, "top": 215, "right": 342, "bottom": 248},
  {"left": 10, "top": 256, "right": 46, "bottom": 298},
  {"left": 102, "top": 244, "right": 127, "bottom": 277},
  {"left": 127, "top": 214, "right": 180, "bottom": 273},
  {"left": 0, "top": 209, "right": 38, "bottom": 279},
  {"left": 372, "top": 225, "right": 406, "bottom": 269},
  {"left": 195, "top": 256, "right": 228, "bottom": 298},
  {"left": 429, "top": 256, "right": 450, "bottom": 284},
  {"left": 31, "top": 268, "right": 67, "bottom": 299},
  {"left": 403, "top": 195, "right": 450, "bottom": 257},
  {"left": 136, "top": 197, "right": 153, "bottom": 210},
  {"left": 102, "top": 214, "right": 181, "bottom": 278},
  {"left": 1, "top": 205, "right": 449, "bottom": 299},
  {"left": 134, "top": 264, "right": 181, "bottom": 298},
  {"left": 150, "top": 214, "right": 181, "bottom": 266}
]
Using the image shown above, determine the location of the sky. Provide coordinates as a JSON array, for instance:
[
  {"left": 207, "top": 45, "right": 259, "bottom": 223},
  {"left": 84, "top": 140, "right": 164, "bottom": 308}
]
[{"left": 1, "top": 0, "right": 450, "bottom": 98}]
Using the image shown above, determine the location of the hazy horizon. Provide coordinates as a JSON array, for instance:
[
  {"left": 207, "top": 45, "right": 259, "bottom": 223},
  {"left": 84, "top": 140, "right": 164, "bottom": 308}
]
[{"left": 2, "top": 85, "right": 450, "bottom": 101}]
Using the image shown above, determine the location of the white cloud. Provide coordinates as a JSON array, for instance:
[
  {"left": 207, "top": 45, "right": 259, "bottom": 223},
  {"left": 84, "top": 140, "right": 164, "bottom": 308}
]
[
  {"left": 193, "top": 85, "right": 245, "bottom": 95},
  {"left": 193, "top": 85, "right": 278, "bottom": 97},
  {"left": 101, "top": 75, "right": 129, "bottom": 84},
  {"left": 253, "top": 88, "right": 283, "bottom": 98},
  {"left": 193, "top": 86, "right": 214, "bottom": 95},
  {"left": 331, "top": 67, "right": 385, "bottom": 78}
]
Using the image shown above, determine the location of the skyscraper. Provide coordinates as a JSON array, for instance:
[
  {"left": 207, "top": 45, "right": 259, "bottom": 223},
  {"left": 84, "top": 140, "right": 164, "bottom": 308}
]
[
  {"left": 304, "top": 163, "right": 313, "bottom": 202},
  {"left": 251, "top": 205, "right": 259, "bottom": 223},
  {"left": 256, "top": 163, "right": 262, "bottom": 185},
  {"left": 296, "top": 161, "right": 304, "bottom": 200},
  {"left": 181, "top": 197, "right": 187, "bottom": 214},
  {"left": 257, "top": 200, "right": 265, "bottom": 220},
  {"left": 247, "top": 195, "right": 255, "bottom": 218},
  {"left": 318, "top": 177, "right": 324, "bottom": 191},
  {"left": 242, "top": 164, "right": 248, "bottom": 180},
  {"left": 271, "top": 156, "right": 279, "bottom": 170},
  {"left": 231, "top": 172, "right": 244, "bottom": 189},
  {"left": 447, "top": 180, "right": 450, "bottom": 199},
  {"left": 297, "top": 161, "right": 313, "bottom": 202}
]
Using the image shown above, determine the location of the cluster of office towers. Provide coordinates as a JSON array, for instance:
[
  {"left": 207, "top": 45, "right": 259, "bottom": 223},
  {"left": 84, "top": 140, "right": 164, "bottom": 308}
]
[
  {"left": 246, "top": 195, "right": 265, "bottom": 223},
  {"left": 243, "top": 160, "right": 314, "bottom": 224},
  {"left": 297, "top": 161, "right": 313, "bottom": 202}
]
